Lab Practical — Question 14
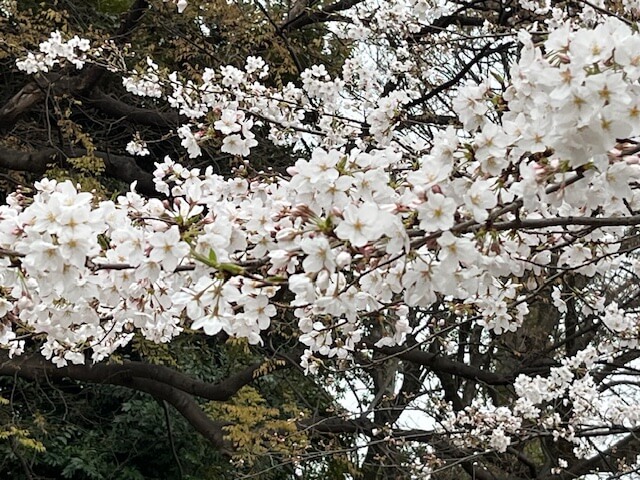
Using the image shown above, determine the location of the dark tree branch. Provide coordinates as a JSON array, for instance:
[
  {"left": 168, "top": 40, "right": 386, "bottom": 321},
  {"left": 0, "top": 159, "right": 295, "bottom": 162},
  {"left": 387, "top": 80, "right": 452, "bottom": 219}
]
[
  {"left": 0, "top": 146, "right": 155, "bottom": 195},
  {"left": 546, "top": 431, "right": 640, "bottom": 479},
  {"left": 407, "top": 42, "right": 515, "bottom": 109},
  {"left": 0, "top": 352, "right": 231, "bottom": 450},
  {"left": 0, "top": 351, "right": 280, "bottom": 451},
  {"left": 126, "top": 376, "right": 230, "bottom": 451},
  {"left": 0, "top": 74, "right": 60, "bottom": 131},
  {"left": 484, "top": 214, "right": 640, "bottom": 232},
  {"left": 371, "top": 343, "right": 512, "bottom": 385},
  {"left": 87, "top": 89, "right": 187, "bottom": 128},
  {"left": 0, "top": 352, "right": 267, "bottom": 402},
  {"left": 400, "top": 113, "right": 461, "bottom": 129},
  {"left": 280, "top": 0, "right": 363, "bottom": 31},
  {"left": 410, "top": 14, "right": 485, "bottom": 38}
]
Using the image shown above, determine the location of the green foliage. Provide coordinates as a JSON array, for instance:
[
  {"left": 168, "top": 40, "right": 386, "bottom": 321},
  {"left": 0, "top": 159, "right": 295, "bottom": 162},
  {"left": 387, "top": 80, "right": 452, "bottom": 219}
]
[
  {"left": 131, "top": 334, "right": 177, "bottom": 366},
  {"left": 0, "top": 369, "right": 225, "bottom": 479},
  {"left": 45, "top": 163, "right": 109, "bottom": 198}
]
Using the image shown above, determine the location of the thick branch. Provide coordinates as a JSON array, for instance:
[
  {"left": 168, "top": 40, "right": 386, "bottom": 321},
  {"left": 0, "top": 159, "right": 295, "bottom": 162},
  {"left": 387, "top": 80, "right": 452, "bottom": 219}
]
[
  {"left": 88, "top": 89, "right": 187, "bottom": 128},
  {"left": 485, "top": 214, "right": 640, "bottom": 232},
  {"left": 371, "top": 344, "right": 512, "bottom": 385},
  {"left": 400, "top": 113, "right": 460, "bottom": 129},
  {"left": 0, "top": 146, "right": 155, "bottom": 195},
  {"left": 281, "top": 0, "right": 363, "bottom": 31},
  {"left": 0, "top": 352, "right": 265, "bottom": 402},
  {"left": 96, "top": 150, "right": 156, "bottom": 195},
  {"left": 411, "top": 14, "right": 485, "bottom": 38},
  {"left": 0, "top": 351, "right": 240, "bottom": 450},
  {"left": 0, "top": 75, "right": 59, "bottom": 131},
  {"left": 126, "top": 377, "right": 229, "bottom": 451}
]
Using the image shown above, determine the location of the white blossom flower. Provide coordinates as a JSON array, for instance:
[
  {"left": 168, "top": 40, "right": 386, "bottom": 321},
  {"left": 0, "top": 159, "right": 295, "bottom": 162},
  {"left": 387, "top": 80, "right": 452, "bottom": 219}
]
[
  {"left": 148, "top": 226, "right": 190, "bottom": 272},
  {"left": 300, "top": 236, "right": 336, "bottom": 273},
  {"left": 126, "top": 134, "right": 150, "bottom": 156},
  {"left": 334, "top": 203, "right": 393, "bottom": 247},
  {"left": 417, "top": 192, "right": 457, "bottom": 232}
]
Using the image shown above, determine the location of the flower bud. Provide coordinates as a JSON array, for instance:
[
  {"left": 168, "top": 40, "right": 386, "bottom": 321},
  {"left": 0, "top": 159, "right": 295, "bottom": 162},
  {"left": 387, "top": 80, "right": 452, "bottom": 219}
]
[{"left": 336, "top": 251, "right": 352, "bottom": 268}]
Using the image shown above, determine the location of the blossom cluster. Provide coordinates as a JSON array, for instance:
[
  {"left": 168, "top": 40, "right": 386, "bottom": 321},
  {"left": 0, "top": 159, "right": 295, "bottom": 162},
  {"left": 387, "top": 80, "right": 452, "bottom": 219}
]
[
  {"left": 16, "top": 31, "right": 92, "bottom": 74},
  {"left": 0, "top": 126, "right": 632, "bottom": 377},
  {"left": 126, "top": 133, "right": 150, "bottom": 157}
]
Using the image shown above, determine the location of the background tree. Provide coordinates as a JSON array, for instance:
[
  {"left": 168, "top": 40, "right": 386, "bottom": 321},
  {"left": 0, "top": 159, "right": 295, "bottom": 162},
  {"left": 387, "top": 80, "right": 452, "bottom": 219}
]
[{"left": 1, "top": 0, "right": 640, "bottom": 479}]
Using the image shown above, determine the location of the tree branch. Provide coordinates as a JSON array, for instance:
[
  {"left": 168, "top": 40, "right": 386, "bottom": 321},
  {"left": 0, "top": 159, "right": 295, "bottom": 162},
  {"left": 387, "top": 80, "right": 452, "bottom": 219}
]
[
  {"left": 547, "top": 431, "right": 640, "bottom": 479},
  {"left": 280, "top": 0, "right": 363, "bottom": 31},
  {"left": 410, "top": 14, "right": 485, "bottom": 38},
  {"left": 0, "top": 74, "right": 57, "bottom": 131},
  {"left": 126, "top": 376, "right": 230, "bottom": 451},
  {"left": 0, "top": 351, "right": 277, "bottom": 451},
  {"left": 483, "top": 214, "right": 640, "bottom": 232},
  {"left": 87, "top": 89, "right": 187, "bottom": 128},
  {"left": 371, "top": 343, "right": 512, "bottom": 385},
  {"left": 0, "top": 352, "right": 268, "bottom": 402},
  {"left": 407, "top": 42, "right": 514, "bottom": 109},
  {"left": 0, "top": 146, "right": 156, "bottom": 195}
]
